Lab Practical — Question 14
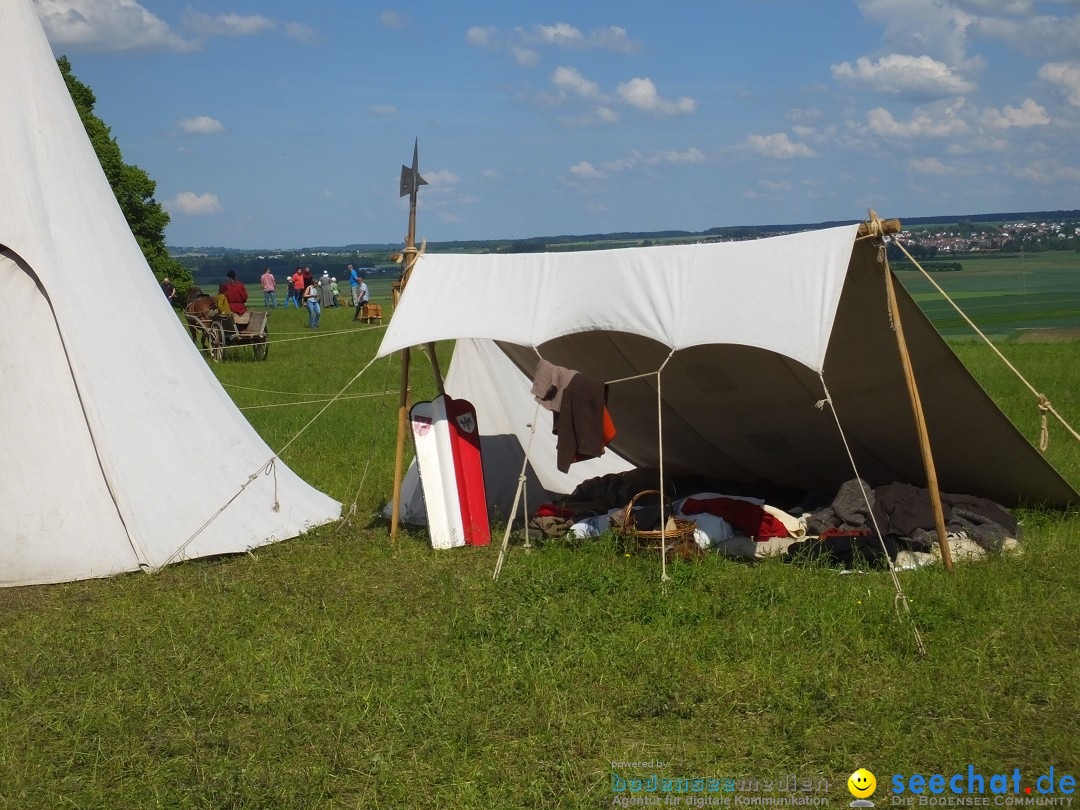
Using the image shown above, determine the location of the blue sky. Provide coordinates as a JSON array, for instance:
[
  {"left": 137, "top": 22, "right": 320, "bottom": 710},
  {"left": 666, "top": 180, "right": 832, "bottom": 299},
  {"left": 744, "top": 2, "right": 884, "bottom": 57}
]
[{"left": 34, "top": 0, "right": 1080, "bottom": 249}]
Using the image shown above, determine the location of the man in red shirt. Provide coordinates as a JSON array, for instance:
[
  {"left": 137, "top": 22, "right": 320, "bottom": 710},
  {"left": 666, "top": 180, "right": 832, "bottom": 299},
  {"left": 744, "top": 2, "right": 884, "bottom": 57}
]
[{"left": 218, "top": 270, "right": 248, "bottom": 315}]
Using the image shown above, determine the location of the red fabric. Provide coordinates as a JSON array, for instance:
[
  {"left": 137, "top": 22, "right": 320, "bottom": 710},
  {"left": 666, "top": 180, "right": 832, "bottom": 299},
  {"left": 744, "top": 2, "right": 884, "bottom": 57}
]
[
  {"left": 535, "top": 503, "right": 577, "bottom": 518},
  {"left": 679, "top": 496, "right": 790, "bottom": 540},
  {"left": 602, "top": 406, "right": 617, "bottom": 444}
]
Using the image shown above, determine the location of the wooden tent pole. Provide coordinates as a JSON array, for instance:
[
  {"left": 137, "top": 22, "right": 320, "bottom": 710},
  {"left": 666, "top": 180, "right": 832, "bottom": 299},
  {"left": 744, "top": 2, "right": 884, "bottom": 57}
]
[
  {"left": 871, "top": 213, "right": 954, "bottom": 571},
  {"left": 389, "top": 140, "right": 430, "bottom": 542}
]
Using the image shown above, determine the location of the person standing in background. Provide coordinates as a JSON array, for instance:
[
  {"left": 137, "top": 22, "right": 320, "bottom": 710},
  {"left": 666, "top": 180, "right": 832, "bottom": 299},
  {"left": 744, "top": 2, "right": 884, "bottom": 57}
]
[
  {"left": 287, "top": 267, "right": 304, "bottom": 309},
  {"left": 319, "top": 270, "right": 334, "bottom": 309},
  {"left": 352, "top": 274, "right": 369, "bottom": 321},
  {"left": 303, "top": 276, "right": 321, "bottom": 328},
  {"left": 160, "top": 276, "right": 175, "bottom": 305},
  {"left": 260, "top": 267, "right": 277, "bottom": 309},
  {"left": 347, "top": 263, "right": 360, "bottom": 306}
]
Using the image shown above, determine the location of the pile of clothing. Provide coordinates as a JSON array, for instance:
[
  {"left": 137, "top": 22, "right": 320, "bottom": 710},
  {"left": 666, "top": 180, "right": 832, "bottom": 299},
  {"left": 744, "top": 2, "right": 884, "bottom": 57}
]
[{"left": 526, "top": 471, "right": 1019, "bottom": 569}]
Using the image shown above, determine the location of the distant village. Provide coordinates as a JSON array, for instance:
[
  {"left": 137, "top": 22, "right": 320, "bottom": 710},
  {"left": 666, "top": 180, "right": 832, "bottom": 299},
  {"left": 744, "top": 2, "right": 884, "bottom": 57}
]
[{"left": 895, "top": 218, "right": 1080, "bottom": 258}]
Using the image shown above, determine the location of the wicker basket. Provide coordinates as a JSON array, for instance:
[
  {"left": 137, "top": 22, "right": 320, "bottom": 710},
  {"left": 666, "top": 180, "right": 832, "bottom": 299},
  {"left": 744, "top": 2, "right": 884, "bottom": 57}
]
[{"left": 614, "top": 490, "right": 699, "bottom": 558}]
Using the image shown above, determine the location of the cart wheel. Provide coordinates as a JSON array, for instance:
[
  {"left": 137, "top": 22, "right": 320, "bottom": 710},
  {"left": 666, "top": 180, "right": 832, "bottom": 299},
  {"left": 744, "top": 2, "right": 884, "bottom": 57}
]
[
  {"left": 253, "top": 339, "right": 269, "bottom": 361},
  {"left": 210, "top": 322, "right": 225, "bottom": 362}
]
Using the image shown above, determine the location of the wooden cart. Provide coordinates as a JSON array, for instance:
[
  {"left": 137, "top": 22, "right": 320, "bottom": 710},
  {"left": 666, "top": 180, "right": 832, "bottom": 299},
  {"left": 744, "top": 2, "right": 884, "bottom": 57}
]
[{"left": 184, "top": 298, "right": 268, "bottom": 362}]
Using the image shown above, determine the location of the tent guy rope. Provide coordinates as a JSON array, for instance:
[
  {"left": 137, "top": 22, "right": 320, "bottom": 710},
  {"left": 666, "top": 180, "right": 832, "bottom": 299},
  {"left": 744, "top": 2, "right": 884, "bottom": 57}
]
[{"left": 891, "top": 237, "right": 1080, "bottom": 451}]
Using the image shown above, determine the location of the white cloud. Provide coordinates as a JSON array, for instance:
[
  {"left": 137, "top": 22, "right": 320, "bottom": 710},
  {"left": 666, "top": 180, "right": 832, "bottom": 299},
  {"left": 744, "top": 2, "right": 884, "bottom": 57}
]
[
  {"left": 182, "top": 11, "right": 275, "bottom": 37},
  {"left": 742, "top": 133, "right": 816, "bottom": 159},
  {"left": 557, "top": 106, "right": 620, "bottom": 127},
  {"left": 616, "top": 78, "right": 696, "bottom": 116},
  {"left": 370, "top": 104, "right": 398, "bottom": 116},
  {"left": 423, "top": 169, "right": 459, "bottom": 188},
  {"left": 1007, "top": 157, "right": 1080, "bottom": 184},
  {"left": 552, "top": 66, "right": 602, "bottom": 100},
  {"left": 909, "top": 156, "right": 957, "bottom": 175},
  {"left": 177, "top": 115, "right": 223, "bottom": 135},
  {"left": 465, "top": 26, "right": 497, "bottom": 48},
  {"left": 511, "top": 46, "right": 540, "bottom": 68},
  {"left": 34, "top": 0, "right": 195, "bottom": 52},
  {"left": 569, "top": 161, "right": 603, "bottom": 179},
  {"left": 760, "top": 180, "right": 793, "bottom": 192},
  {"left": 168, "top": 192, "right": 222, "bottom": 215},
  {"left": 853, "top": 0, "right": 976, "bottom": 64},
  {"left": 283, "top": 22, "right": 319, "bottom": 45},
  {"left": 646, "top": 148, "right": 706, "bottom": 165},
  {"left": 518, "top": 22, "right": 640, "bottom": 53},
  {"left": 380, "top": 11, "right": 409, "bottom": 30},
  {"left": 865, "top": 104, "right": 970, "bottom": 138},
  {"left": 831, "top": 54, "right": 976, "bottom": 100},
  {"left": 980, "top": 98, "right": 1049, "bottom": 128},
  {"left": 1038, "top": 62, "right": 1080, "bottom": 107}
]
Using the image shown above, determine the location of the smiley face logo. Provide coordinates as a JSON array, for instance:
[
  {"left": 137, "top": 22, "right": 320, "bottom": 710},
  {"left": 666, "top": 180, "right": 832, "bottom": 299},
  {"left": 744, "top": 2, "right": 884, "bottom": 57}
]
[{"left": 848, "top": 769, "right": 877, "bottom": 799}]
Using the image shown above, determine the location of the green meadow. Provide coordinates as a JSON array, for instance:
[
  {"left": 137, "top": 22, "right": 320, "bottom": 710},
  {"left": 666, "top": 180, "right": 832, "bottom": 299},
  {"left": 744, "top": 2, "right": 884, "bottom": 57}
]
[
  {"left": 1, "top": 254, "right": 1078, "bottom": 808},
  {"left": 895, "top": 251, "right": 1080, "bottom": 338}
]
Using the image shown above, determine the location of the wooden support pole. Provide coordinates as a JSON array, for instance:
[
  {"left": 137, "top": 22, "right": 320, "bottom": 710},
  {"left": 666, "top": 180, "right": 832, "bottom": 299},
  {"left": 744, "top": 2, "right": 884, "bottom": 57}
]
[
  {"left": 389, "top": 346, "right": 411, "bottom": 543},
  {"left": 881, "top": 248, "right": 955, "bottom": 572}
]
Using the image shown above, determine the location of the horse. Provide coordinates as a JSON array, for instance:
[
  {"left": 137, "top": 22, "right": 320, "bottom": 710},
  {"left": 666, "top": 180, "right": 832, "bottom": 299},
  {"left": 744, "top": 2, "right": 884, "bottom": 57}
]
[{"left": 184, "top": 288, "right": 216, "bottom": 346}]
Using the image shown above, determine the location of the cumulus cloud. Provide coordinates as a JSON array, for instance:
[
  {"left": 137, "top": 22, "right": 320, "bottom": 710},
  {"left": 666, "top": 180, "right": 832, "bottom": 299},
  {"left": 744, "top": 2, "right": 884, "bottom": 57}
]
[
  {"left": 283, "top": 22, "right": 319, "bottom": 45},
  {"left": 852, "top": 0, "right": 977, "bottom": 64},
  {"left": 34, "top": 0, "right": 195, "bottom": 52},
  {"left": 517, "top": 22, "right": 639, "bottom": 53},
  {"left": 465, "top": 25, "right": 496, "bottom": 48},
  {"left": 422, "top": 169, "right": 459, "bottom": 188},
  {"left": 647, "top": 148, "right": 706, "bottom": 165},
  {"left": 177, "top": 115, "right": 224, "bottom": 135},
  {"left": 1038, "top": 62, "right": 1080, "bottom": 107},
  {"left": 167, "top": 192, "right": 222, "bottom": 215},
  {"left": 466, "top": 22, "right": 641, "bottom": 58},
  {"left": 557, "top": 106, "right": 620, "bottom": 126},
  {"left": 511, "top": 45, "right": 540, "bottom": 68},
  {"left": 742, "top": 133, "right": 816, "bottom": 159},
  {"left": 616, "top": 77, "right": 696, "bottom": 116},
  {"left": 980, "top": 98, "right": 1049, "bottom": 128},
  {"left": 909, "top": 156, "right": 957, "bottom": 175},
  {"left": 552, "top": 66, "right": 603, "bottom": 100},
  {"left": 182, "top": 11, "right": 275, "bottom": 37},
  {"left": 569, "top": 161, "right": 604, "bottom": 179},
  {"left": 865, "top": 104, "right": 970, "bottom": 137},
  {"left": 831, "top": 54, "right": 977, "bottom": 100}
]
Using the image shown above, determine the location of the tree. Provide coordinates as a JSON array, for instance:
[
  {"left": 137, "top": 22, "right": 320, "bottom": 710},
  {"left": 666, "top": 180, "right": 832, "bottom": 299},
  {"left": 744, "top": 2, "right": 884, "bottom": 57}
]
[{"left": 57, "top": 56, "right": 193, "bottom": 299}]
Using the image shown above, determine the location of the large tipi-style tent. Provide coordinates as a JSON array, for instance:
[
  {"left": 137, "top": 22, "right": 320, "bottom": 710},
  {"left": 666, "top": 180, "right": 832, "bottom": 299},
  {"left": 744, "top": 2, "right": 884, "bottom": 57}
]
[
  {"left": 0, "top": 0, "right": 340, "bottom": 587},
  {"left": 381, "top": 224, "right": 1077, "bottom": 525}
]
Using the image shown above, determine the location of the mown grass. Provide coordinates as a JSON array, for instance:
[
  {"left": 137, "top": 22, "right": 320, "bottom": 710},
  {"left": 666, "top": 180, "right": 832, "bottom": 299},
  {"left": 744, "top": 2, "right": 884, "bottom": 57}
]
[{"left": 1, "top": 271, "right": 1078, "bottom": 809}]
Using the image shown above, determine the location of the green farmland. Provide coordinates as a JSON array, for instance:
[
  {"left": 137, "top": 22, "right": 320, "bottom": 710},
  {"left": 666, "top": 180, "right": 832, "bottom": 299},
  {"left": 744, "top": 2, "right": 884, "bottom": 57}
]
[{"left": 895, "top": 251, "right": 1080, "bottom": 338}]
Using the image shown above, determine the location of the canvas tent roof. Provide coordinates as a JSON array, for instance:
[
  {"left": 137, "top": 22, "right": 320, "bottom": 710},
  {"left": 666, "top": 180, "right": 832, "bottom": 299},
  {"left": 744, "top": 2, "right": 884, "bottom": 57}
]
[
  {"left": 0, "top": 0, "right": 340, "bottom": 587},
  {"left": 379, "top": 227, "right": 1078, "bottom": 519}
]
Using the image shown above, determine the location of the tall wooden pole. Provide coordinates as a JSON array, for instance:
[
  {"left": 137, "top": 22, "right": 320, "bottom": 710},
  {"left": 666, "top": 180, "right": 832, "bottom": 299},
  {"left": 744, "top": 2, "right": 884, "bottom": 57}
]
[
  {"left": 389, "top": 140, "right": 428, "bottom": 542},
  {"left": 868, "top": 212, "right": 954, "bottom": 572}
]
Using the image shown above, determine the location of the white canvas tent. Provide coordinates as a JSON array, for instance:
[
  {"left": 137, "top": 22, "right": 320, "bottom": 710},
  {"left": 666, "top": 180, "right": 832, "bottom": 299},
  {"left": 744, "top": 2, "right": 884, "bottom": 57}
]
[
  {"left": 0, "top": 0, "right": 340, "bottom": 587},
  {"left": 380, "top": 225, "right": 1078, "bottom": 524}
]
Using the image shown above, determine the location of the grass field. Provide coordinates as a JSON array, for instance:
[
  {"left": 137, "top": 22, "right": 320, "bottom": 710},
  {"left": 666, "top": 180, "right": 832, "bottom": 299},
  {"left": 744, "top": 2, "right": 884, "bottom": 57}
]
[
  {"left": 1, "top": 254, "right": 1078, "bottom": 808},
  {"left": 895, "top": 251, "right": 1080, "bottom": 338}
]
